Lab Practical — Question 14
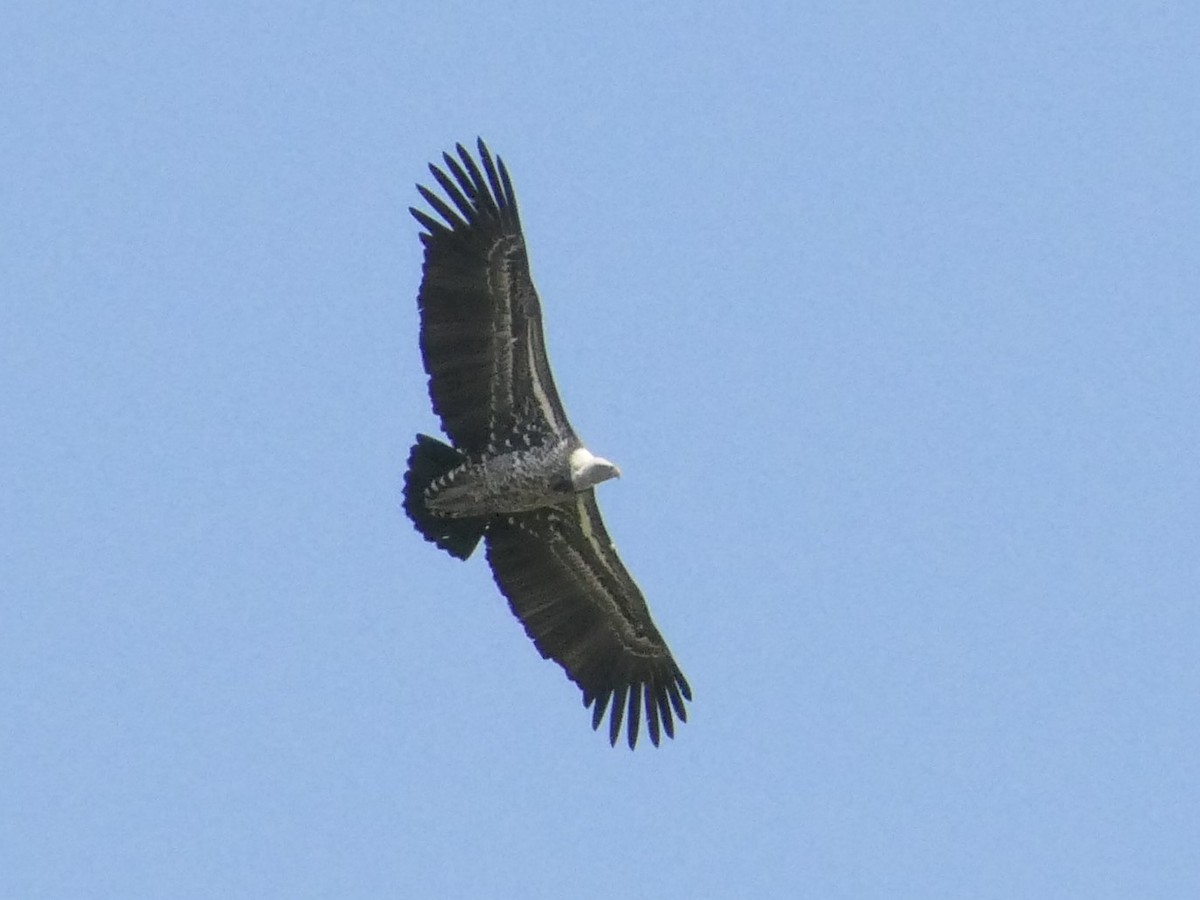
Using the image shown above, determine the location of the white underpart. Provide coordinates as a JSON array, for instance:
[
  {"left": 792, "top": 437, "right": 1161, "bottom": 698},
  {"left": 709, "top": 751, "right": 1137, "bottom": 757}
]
[
  {"left": 526, "top": 331, "right": 563, "bottom": 435},
  {"left": 575, "top": 494, "right": 622, "bottom": 583}
]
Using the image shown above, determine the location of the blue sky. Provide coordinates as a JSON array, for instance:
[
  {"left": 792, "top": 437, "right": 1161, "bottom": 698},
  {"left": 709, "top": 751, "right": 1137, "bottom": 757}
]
[{"left": 3, "top": 2, "right": 1198, "bottom": 897}]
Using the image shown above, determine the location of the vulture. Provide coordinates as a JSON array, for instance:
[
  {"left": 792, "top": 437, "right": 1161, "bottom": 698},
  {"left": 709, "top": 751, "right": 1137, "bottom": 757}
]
[{"left": 403, "top": 139, "right": 691, "bottom": 749}]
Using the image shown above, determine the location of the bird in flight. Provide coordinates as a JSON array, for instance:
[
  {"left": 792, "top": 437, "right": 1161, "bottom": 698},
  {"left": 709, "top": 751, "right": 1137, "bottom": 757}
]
[{"left": 403, "top": 139, "right": 691, "bottom": 748}]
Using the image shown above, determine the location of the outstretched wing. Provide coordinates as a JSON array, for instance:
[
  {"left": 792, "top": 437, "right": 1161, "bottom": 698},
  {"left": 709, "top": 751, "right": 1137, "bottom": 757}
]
[
  {"left": 485, "top": 492, "right": 692, "bottom": 749},
  {"left": 410, "top": 139, "right": 575, "bottom": 457}
]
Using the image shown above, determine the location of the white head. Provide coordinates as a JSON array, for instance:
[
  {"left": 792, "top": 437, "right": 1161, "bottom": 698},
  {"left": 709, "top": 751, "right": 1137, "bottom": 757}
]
[{"left": 568, "top": 447, "right": 622, "bottom": 491}]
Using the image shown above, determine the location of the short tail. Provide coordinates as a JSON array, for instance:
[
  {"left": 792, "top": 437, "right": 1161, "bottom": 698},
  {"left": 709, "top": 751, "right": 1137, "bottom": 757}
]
[{"left": 403, "top": 434, "right": 488, "bottom": 560}]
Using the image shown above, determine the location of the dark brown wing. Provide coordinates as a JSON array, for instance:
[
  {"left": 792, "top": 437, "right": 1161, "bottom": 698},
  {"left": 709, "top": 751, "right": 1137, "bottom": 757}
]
[
  {"left": 410, "top": 139, "right": 575, "bottom": 456},
  {"left": 485, "top": 492, "right": 691, "bottom": 749}
]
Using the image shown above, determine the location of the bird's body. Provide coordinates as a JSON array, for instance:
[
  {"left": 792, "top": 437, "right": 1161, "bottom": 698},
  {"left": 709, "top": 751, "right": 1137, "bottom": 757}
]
[
  {"left": 424, "top": 441, "right": 577, "bottom": 517},
  {"left": 403, "top": 139, "right": 690, "bottom": 748}
]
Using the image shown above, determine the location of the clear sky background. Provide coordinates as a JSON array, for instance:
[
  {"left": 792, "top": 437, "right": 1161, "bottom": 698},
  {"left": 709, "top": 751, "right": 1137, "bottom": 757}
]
[{"left": 3, "top": 3, "right": 1198, "bottom": 897}]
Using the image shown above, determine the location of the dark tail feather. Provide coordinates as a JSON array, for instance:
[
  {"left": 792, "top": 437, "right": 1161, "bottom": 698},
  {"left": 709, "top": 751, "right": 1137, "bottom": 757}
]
[{"left": 403, "top": 434, "right": 488, "bottom": 560}]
